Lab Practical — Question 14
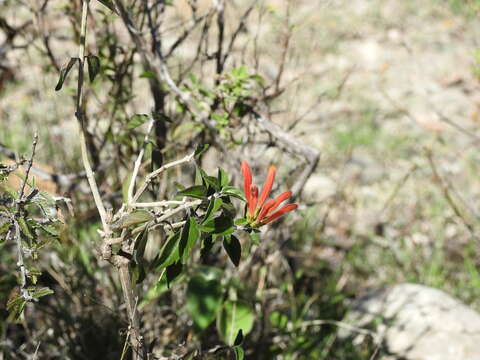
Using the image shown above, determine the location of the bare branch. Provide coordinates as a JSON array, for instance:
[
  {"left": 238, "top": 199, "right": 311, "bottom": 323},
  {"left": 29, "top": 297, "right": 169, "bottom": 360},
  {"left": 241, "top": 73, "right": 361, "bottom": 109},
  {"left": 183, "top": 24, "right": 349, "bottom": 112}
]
[
  {"left": 132, "top": 152, "right": 195, "bottom": 203},
  {"left": 127, "top": 118, "right": 155, "bottom": 205}
]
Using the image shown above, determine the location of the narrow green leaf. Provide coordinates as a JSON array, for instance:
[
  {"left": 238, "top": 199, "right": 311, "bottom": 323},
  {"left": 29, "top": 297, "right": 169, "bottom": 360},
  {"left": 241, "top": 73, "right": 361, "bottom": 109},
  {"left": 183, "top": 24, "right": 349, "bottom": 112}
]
[
  {"left": 221, "top": 186, "right": 246, "bottom": 201},
  {"left": 202, "top": 198, "right": 223, "bottom": 224},
  {"left": 177, "top": 185, "right": 207, "bottom": 199},
  {"left": 179, "top": 217, "right": 200, "bottom": 262},
  {"left": 7, "top": 293, "right": 26, "bottom": 321},
  {"left": 220, "top": 201, "right": 236, "bottom": 218},
  {"left": 133, "top": 228, "right": 148, "bottom": 265},
  {"left": 234, "top": 329, "right": 244, "bottom": 346},
  {"left": 116, "top": 210, "right": 153, "bottom": 229},
  {"left": 194, "top": 144, "right": 209, "bottom": 159},
  {"left": 55, "top": 57, "right": 79, "bottom": 91},
  {"left": 96, "top": 0, "right": 118, "bottom": 14},
  {"left": 122, "top": 173, "right": 132, "bottom": 203},
  {"left": 18, "top": 218, "right": 34, "bottom": 239},
  {"left": 127, "top": 114, "right": 149, "bottom": 130},
  {"left": 217, "top": 168, "right": 229, "bottom": 188},
  {"left": 86, "top": 55, "right": 101, "bottom": 82},
  {"left": 199, "top": 168, "right": 220, "bottom": 191},
  {"left": 31, "top": 287, "right": 54, "bottom": 299},
  {"left": 201, "top": 214, "right": 233, "bottom": 234},
  {"left": 131, "top": 261, "right": 146, "bottom": 285},
  {"left": 0, "top": 221, "right": 11, "bottom": 237},
  {"left": 139, "top": 71, "right": 156, "bottom": 79},
  {"left": 39, "top": 224, "right": 59, "bottom": 237},
  {"left": 233, "top": 346, "right": 244, "bottom": 360},
  {"left": 156, "top": 232, "right": 181, "bottom": 269},
  {"left": 223, "top": 234, "right": 241, "bottom": 267}
]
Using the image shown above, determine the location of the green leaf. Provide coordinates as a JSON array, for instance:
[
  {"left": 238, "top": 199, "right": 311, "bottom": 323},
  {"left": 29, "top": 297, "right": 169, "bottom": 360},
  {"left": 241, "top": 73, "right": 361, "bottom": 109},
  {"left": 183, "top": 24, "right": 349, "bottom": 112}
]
[
  {"left": 201, "top": 214, "right": 234, "bottom": 235},
  {"left": 234, "top": 329, "right": 244, "bottom": 346},
  {"left": 18, "top": 218, "right": 34, "bottom": 239},
  {"left": 122, "top": 173, "right": 132, "bottom": 203},
  {"left": 133, "top": 228, "right": 148, "bottom": 265},
  {"left": 31, "top": 287, "right": 54, "bottom": 299},
  {"left": 166, "top": 262, "right": 183, "bottom": 287},
  {"left": 223, "top": 234, "right": 241, "bottom": 267},
  {"left": 39, "top": 224, "right": 59, "bottom": 237},
  {"left": 217, "top": 301, "right": 255, "bottom": 346},
  {"left": 127, "top": 114, "right": 149, "bottom": 130},
  {"left": 116, "top": 210, "right": 153, "bottom": 229},
  {"left": 186, "top": 267, "right": 223, "bottom": 331},
  {"left": 156, "top": 231, "right": 181, "bottom": 269},
  {"left": 179, "top": 217, "right": 200, "bottom": 262},
  {"left": 55, "top": 57, "right": 79, "bottom": 91},
  {"left": 0, "top": 221, "right": 11, "bottom": 237},
  {"left": 194, "top": 144, "right": 209, "bottom": 159},
  {"left": 86, "top": 55, "right": 101, "bottom": 82},
  {"left": 6, "top": 293, "right": 26, "bottom": 321},
  {"left": 177, "top": 185, "right": 208, "bottom": 199},
  {"left": 139, "top": 71, "right": 156, "bottom": 79},
  {"left": 131, "top": 261, "right": 146, "bottom": 285},
  {"left": 220, "top": 201, "right": 236, "bottom": 218},
  {"left": 202, "top": 198, "right": 223, "bottom": 224},
  {"left": 221, "top": 186, "right": 246, "bottom": 201},
  {"left": 96, "top": 0, "right": 118, "bottom": 14},
  {"left": 233, "top": 346, "right": 245, "bottom": 360},
  {"left": 199, "top": 168, "right": 220, "bottom": 191},
  {"left": 217, "top": 168, "right": 229, "bottom": 188},
  {"left": 194, "top": 167, "right": 203, "bottom": 186}
]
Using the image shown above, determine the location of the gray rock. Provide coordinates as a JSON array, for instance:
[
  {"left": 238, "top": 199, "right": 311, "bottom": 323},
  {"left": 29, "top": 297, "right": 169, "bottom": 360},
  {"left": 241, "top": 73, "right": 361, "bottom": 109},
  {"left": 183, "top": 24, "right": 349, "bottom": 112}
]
[{"left": 343, "top": 283, "right": 480, "bottom": 360}]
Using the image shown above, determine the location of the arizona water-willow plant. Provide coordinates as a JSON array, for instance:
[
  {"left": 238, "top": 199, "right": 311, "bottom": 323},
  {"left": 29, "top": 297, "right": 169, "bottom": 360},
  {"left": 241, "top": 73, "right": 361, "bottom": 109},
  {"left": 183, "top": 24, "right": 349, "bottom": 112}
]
[{"left": 49, "top": 0, "right": 307, "bottom": 357}]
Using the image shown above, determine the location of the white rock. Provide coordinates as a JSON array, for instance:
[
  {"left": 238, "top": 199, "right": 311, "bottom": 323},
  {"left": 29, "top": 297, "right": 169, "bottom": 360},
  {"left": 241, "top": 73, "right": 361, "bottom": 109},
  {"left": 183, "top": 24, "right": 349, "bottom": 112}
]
[{"left": 343, "top": 283, "right": 480, "bottom": 360}]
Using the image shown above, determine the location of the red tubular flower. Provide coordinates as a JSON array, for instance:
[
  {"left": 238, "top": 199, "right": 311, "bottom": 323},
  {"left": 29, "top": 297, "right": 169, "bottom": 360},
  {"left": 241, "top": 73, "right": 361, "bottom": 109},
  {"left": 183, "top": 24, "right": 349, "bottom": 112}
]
[
  {"left": 241, "top": 161, "right": 297, "bottom": 227},
  {"left": 257, "top": 165, "right": 276, "bottom": 211},
  {"left": 241, "top": 161, "right": 252, "bottom": 205},
  {"left": 259, "top": 203, "right": 298, "bottom": 225},
  {"left": 249, "top": 184, "right": 258, "bottom": 217}
]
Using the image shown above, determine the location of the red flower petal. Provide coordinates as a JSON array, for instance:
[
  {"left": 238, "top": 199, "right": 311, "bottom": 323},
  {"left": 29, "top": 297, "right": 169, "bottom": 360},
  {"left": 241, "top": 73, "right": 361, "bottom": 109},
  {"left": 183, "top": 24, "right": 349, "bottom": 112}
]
[
  {"left": 258, "top": 199, "right": 276, "bottom": 221},
  {"left": 257, "top": 165, "right": 276, "bottom": 211},
  {"left": 265, "top": 190, "right": 292, "bottom": 217},
  {"left": 241, "top": 161, "right": 252, "bottom": 206},
  {"left": 260, "top": 203, "right": 298, "bottom": 225},
  {"left": 249, "top": 184, "right": 258, "bottom": 217}
]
